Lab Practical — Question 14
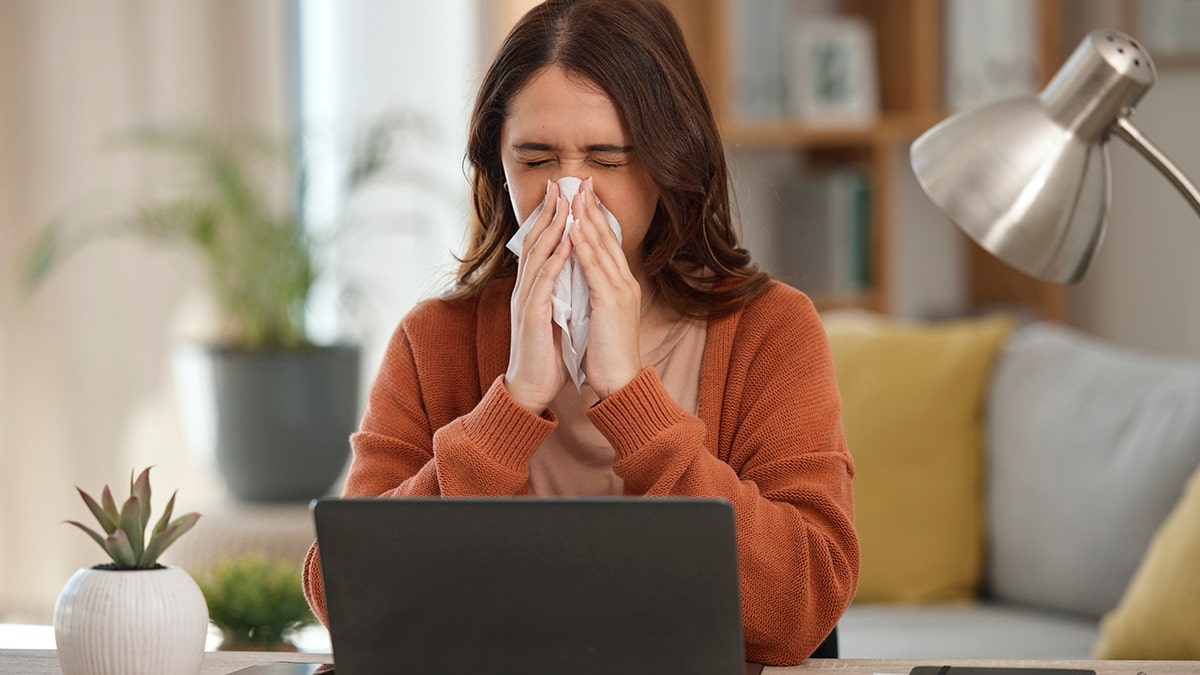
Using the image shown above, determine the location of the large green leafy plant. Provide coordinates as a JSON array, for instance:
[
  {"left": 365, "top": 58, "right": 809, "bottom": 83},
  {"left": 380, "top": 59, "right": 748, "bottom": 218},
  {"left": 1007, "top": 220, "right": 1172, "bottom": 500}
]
[
  {"left": 68, "top": 467, "right": 200, "bottom": 570},
  {"left": 22, "top": 115, "right": 445, "bottom": 351},
  {"left": 23, "top": 126, "right": 314, "bottom": 350}
]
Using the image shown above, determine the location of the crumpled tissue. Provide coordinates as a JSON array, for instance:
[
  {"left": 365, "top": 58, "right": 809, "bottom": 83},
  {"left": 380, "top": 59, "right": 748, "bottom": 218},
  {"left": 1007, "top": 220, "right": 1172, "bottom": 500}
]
[{"left": 505, "top": 176, "right": 622, "bottom": 389}]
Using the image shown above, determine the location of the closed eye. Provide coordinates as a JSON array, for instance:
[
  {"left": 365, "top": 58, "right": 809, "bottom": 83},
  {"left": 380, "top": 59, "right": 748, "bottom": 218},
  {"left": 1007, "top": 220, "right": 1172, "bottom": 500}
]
[{"left": 591, "top": 152, "right": 630, "bottom": 169}]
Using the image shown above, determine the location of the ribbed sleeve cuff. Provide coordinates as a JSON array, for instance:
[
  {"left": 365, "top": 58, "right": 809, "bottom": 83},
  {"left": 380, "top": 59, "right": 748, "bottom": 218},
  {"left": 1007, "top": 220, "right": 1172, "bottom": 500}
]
[
  {"left": 459, "top": 375, "right": 557, "bottom": 471},
  {"left": 586, "top": 367, "right": 687, "bottom": 460}
]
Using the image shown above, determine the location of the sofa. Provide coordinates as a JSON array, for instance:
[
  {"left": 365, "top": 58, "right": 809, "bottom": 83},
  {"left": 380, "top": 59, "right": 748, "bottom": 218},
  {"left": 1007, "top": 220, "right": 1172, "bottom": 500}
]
[{"left": 821, "top": 313, "right": 1200, "bottom": 660}]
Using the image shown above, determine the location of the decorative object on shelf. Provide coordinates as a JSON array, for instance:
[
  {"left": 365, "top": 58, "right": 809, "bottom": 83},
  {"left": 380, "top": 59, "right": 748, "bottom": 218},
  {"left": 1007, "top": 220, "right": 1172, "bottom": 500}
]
[
  {"left": 1125, "top": 0, "right": 1200, "bottom": 63},
  {"left": 54, "top": 467, "right": 207, "bottom": 675},
  {"left": 785, "top": 15, "right": 878, "bottom": 125},
  {"left": 943, "top": 0, "right": 1038, "bottom": 111},
  {"left": 22, "top": 124, "right": 361, "bottom": 501},
  {"left": 732, "top": 0, "right": 789, "bottom": 120},
  {"left": 911, "top": 29, "right": 1200, "bottom": 284},
  {"left": 198, "top": 554, "right": 316, "bottom": 652}
]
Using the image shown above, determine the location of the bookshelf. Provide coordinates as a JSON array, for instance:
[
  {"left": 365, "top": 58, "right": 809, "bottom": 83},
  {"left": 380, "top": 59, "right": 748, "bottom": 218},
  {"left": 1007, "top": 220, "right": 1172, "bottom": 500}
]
[{"left": 489, "top": 0, "right": 1066, "bottom": 319}]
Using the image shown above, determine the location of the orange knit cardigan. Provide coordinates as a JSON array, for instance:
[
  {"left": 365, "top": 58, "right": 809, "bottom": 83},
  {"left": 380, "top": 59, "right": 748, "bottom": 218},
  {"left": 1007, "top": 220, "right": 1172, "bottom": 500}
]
[{"left": 302, "top": 277, "right": 858, "bottom": 666}]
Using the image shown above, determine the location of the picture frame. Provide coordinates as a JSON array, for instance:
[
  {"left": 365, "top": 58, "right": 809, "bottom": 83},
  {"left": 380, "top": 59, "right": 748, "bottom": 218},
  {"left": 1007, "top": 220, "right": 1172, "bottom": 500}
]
[
  {"left": 1122, "top": 0, "right": 1200, "bottom": 66},
  {"left": 786, "top": 15, "right": 879, "bottom": 125}
]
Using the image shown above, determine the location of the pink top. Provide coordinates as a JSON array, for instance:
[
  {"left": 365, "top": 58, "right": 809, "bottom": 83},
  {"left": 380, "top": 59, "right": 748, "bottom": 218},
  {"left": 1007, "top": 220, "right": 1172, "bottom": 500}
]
[{"left": 528, "top": 317, "right": 707, "bottom": 496}]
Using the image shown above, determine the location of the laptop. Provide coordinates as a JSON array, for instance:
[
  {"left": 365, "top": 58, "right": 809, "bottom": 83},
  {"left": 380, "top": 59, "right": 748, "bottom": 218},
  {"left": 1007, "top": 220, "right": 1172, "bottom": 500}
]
[{"left": 312, "top": 497, "right": 746, "bottom": 674}]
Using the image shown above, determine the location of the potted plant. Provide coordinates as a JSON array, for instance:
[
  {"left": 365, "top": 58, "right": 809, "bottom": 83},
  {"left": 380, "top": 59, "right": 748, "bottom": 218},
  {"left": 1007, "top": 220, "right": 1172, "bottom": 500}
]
[
  {"left": 22, "top": 125, "right": 360, "bottom": 501},
  {"left": 197, "top": 555, "right": 316, "bottom": 651},
  {"left": 54, "top": 467, "right": 207, "bottom": 675}
]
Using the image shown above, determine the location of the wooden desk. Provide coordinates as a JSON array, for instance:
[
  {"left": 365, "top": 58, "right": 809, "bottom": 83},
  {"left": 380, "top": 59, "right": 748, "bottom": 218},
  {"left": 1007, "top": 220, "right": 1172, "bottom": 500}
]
[{"left": 0, "top": 651, "right": 1193, "bottom": 674}]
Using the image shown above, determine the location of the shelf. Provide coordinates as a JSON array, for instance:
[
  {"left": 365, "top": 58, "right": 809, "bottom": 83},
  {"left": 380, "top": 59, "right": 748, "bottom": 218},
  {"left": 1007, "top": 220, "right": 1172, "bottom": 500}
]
[
  {"left": 726, "top": 113, "right": 943, "bottom": 150},
  {"left": 810, "top": 290, "right": 884, "bottom": 314}
]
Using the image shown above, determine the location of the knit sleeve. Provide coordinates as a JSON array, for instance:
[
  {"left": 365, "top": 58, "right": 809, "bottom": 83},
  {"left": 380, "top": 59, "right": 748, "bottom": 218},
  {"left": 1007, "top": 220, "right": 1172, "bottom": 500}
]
[
  {"left": 585, "top": 288, "right": 858, "bottom": 666},
  {"left": 303, "top": 309, "right": 556, "bottom": 626}
]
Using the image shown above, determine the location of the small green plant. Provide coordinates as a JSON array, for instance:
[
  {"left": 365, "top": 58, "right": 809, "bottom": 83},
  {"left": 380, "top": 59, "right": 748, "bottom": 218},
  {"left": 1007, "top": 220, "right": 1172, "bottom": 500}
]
[
  {"left": 67, "top": 467, "right": 201, "bottom": 570},
  {"left": 198, "top": 555, "right": 316, "bottom": 650}
]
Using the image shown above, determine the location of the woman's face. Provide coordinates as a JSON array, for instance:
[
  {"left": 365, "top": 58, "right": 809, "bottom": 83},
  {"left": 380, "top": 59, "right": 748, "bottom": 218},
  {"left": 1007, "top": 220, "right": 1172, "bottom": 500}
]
[{"left": 500, "top": 66, "right": 661, "bottom": 279}]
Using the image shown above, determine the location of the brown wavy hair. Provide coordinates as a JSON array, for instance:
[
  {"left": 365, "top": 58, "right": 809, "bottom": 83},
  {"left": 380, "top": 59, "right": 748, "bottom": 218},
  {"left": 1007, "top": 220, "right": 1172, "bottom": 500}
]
[{"left": 451, "top": 0, "right": 768, "bottom": 318}]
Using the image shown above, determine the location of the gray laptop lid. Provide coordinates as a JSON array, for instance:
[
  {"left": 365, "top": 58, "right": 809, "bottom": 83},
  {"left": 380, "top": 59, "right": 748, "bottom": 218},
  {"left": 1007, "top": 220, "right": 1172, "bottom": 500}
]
[{"left": 313, "top": 497, "right": 745, "bottom": 675}]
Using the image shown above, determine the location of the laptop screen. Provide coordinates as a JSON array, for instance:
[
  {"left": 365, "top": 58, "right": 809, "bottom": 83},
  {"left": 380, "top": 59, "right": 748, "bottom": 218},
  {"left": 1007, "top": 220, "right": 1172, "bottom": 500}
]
[{"left": 314, "top": 497, "right": 745, "bottom": 674}]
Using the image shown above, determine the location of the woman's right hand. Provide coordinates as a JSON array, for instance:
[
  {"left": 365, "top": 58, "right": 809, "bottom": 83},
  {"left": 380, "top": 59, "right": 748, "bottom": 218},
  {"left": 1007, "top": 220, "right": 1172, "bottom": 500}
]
[{"left": 505, "top": 181, "right": 574, "bottom": 414}]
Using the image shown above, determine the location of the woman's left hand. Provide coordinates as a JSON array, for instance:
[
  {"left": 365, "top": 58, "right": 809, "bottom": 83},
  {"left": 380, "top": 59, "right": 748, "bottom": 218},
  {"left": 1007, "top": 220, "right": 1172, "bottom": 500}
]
[{"left": 569, "top": 177, "right": 644, "bottom": 398}]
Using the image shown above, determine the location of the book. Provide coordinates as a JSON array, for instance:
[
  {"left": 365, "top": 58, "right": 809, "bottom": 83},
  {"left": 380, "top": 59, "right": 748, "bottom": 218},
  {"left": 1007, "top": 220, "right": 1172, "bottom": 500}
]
[{"left": 778, "top": 168, "right": 872, "bottom": 296}]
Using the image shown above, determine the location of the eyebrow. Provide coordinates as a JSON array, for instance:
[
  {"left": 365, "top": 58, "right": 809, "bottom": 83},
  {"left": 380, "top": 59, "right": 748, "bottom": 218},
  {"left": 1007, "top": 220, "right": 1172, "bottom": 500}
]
[{"left": 511, "top": 142, "right": 633, "bottom": 153}]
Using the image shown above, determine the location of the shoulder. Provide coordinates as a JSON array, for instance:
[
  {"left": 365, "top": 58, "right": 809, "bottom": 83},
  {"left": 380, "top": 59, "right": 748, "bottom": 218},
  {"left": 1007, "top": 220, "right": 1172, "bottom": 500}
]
[
  {"left": 398, "top": 277, "right": 514, "bottom": 342},
  {"left": 734, "top": 279, "right": 823, "bottom": 338},
  {"left": 401, "top": 295, "right": 474, "bottom": 335},
  {"left": 711, "top": 279, "right": 832, "bottom": 376}
]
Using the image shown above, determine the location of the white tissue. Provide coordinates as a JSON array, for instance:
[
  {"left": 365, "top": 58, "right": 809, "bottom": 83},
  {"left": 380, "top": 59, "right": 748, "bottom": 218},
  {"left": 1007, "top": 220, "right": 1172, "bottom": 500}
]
[{"left": 505, "top": 176, "right": 622, "bottom": 389}]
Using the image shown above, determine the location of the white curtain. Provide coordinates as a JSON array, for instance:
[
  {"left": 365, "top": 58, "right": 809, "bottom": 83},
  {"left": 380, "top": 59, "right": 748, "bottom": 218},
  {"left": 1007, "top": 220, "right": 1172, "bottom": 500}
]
[{"left": 0, "top": 0, "right": 289, "bottom": 623}]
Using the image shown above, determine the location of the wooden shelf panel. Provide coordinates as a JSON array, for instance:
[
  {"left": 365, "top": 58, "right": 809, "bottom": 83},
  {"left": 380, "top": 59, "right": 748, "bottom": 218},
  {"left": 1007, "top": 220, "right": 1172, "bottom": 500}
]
[
  {"left": 725, "top": 113, "right": 942, "bottom": 149},
  {"left": 810, "top": 290, "right": 884, "bottom": 314}
]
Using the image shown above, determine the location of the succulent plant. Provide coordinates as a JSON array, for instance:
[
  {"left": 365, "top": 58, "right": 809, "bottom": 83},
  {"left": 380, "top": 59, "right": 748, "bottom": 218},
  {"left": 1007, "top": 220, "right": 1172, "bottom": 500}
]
[{"left": 67, "top": 467, "right": 201, "bottom": 570}]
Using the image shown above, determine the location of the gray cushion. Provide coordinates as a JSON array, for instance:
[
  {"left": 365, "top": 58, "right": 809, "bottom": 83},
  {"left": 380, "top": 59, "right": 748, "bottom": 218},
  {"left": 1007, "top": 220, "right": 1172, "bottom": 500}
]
[
  {"left": 840, "top": 603, "right": 1099, "bottom": 659},
  {"left": 986, "top": 323, "right": 1200, "bottom": 617}
]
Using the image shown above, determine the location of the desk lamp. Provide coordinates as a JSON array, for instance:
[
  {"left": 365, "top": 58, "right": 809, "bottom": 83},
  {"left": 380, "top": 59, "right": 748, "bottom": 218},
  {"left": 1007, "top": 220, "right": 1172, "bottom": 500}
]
[{"left": 910, "top": 30, "right": 1200, "bottom": 283}]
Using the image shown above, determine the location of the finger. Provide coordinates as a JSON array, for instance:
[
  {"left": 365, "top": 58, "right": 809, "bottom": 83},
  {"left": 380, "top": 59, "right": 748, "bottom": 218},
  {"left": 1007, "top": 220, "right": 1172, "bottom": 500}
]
[
  {"left": 530, "top": 196, "right": 569, "bottom": 267},
  {"left": 570, "top": 190, "right": 630, "bottom": 283},
  {"left": 577, "top": 180, "right": 628, "bottom": 267},
  {"left": 528, "top": 220, "right": 574, "bottom": 305},
  {"left": 513, "top": 182, "right": 555, "bottom": 297},
  {"left": 520, "top": 180, "right": 560, "bottom": 260},
  {"left": 517, "top": 197, "right": 570, "bottom": 305}
]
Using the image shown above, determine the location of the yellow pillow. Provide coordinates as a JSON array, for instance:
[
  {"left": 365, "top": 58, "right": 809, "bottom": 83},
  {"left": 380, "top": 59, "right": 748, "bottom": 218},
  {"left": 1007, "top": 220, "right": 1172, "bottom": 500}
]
[
  {"left": 824, "top": 312, "right": 1014, "bottom": 602},
  {"left": 1095, "top": 464, "right": 1200, "bottom": 658}
]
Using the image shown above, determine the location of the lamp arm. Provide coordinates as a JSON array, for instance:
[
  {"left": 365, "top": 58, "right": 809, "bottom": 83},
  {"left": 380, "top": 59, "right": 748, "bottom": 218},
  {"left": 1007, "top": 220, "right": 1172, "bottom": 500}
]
[{"left": 1112, "top": 116, "right": 1200, "bottom": 219}]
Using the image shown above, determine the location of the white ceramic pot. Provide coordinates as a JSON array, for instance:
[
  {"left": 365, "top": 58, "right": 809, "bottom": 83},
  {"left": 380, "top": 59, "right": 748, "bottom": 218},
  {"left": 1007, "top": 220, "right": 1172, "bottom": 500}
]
[{"left": 53, "top": 565, "right": 209, "bottom": 675}]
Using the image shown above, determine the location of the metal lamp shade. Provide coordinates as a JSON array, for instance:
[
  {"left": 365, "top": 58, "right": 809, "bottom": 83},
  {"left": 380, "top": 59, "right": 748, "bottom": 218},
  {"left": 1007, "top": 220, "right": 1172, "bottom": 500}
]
[
  {"left": 911, "top": 30, "right": 1158, "bottom": 284},
  {"left": 910, "top": 98, "right": 1110, "bottom": 283}
]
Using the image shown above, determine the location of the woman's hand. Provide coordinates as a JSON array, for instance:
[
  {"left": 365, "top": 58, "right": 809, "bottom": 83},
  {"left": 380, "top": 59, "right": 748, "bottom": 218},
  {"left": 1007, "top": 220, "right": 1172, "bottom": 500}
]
[
  {"left": 570, "top": 177, "right": 644, "bottom": 398},
  {"left": 505, "top": 181, "right": 574, "bottom": 414}
]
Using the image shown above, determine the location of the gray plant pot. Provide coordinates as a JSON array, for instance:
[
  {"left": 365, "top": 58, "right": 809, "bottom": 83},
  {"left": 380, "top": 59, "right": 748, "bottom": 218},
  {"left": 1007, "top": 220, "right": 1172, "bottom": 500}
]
[{"left": 180, "top": 344, "right": 360, "bottom": 502}]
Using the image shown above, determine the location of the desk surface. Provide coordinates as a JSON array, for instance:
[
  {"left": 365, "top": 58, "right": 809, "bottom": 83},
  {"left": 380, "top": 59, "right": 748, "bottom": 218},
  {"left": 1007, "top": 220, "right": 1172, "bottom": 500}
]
[{"left": 0, "top": 651, "right": 1193, "bottom": 674}]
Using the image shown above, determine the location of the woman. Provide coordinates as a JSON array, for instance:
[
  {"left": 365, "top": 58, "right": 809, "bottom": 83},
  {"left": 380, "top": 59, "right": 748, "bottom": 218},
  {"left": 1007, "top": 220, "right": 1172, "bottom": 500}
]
[{"left": 303, "top": 0, "right": 857, "bottom": 664}]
